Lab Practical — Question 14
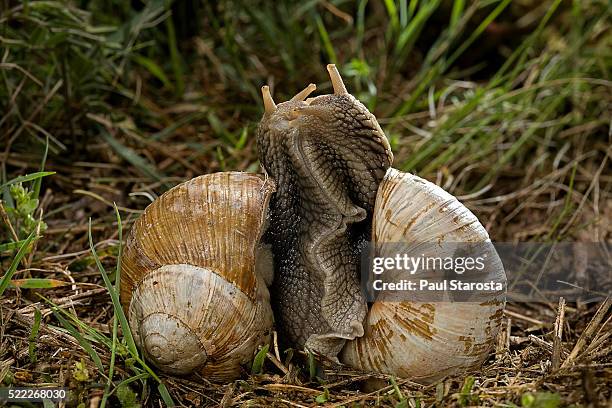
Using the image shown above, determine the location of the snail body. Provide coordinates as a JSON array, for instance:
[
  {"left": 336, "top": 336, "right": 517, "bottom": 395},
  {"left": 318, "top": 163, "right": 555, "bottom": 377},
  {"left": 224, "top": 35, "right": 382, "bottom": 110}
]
[
  {"left": 120, "top": 172, "right": 274, "bottom": 380},
  {"left": 256, "top": 73, "right": 392, "bottom": 357}
]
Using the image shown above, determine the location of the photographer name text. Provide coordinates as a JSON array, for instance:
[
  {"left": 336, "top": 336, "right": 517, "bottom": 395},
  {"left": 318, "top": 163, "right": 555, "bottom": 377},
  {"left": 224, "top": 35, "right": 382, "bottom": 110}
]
[{"left": 372, "top": 279, "right": 503, "bottom": 292}]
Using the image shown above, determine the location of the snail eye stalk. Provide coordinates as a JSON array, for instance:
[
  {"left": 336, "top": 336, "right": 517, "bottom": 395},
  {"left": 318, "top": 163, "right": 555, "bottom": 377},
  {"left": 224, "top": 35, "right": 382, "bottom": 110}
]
[
  {"left": 261, "top": 85, "right": 277, "bottom": 114},
  {"left": 327, "top": 64, "right": 348, "bottom": 95},
  {"left": 291, "top": 83, "right": 317, "bottom": 102}
]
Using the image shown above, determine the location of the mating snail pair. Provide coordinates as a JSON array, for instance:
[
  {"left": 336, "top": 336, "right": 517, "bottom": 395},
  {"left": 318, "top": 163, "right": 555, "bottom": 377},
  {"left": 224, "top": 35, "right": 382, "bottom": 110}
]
[{"left": 119, "top": 65, "right": 506, "bottom": 383}]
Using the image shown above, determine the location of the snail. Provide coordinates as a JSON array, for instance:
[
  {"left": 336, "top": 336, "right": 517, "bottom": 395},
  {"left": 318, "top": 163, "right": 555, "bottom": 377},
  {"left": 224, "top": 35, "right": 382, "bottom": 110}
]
[
  {"left": 120, "top": 64, "right": 506, "bottom": 383},
  {"left": 119, "top": 172, "right": 275, "bottom": 381},
  {"left": 257, "top": 65, "right": 506, "bottom": 383}
]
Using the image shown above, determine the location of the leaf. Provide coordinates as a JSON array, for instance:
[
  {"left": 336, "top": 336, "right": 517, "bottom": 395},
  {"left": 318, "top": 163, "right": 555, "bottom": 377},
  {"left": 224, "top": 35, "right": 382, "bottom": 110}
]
[
  {"left": 251, "top": 344, "right": 269, "bottom": 374},
  {"left": 521, "top": 392, "right": 561, "bottom": 408},
  {"left": 0, "top": 172, "right": 55, "bottom": 191},
  {"left": 315, "top": 14, "right": 337, "bottom": 64},
  {"left": 73, "top": 359, "right": 91, "bottom": 382},
  {"left": 390, "top": 377, "right": 405, "bottom": 402},
  {"left": 89, "top": 216, "right": 138, "bottom": 358},
  {"left": 0, "top": 240, "right": 27, "bottom": 252},
  {"left": 116, "top": 383, "right": 141, "bottom": 408},
  {"left": 235, "top": 127, "right": 248, "bottom": 150},
  {"left": 165, "top": 9, "right": 184, "bottom": 96},
  {"left": 11, "top": 278, "right": 71, "bottom": 289},
  {"left": 458, "top": 376, "right": 476, "bottom": 407},
  {"left": 132, "top": 55, "right": 171, "bottom": 88},
  {"left": 315, "top": 388, "right": 329, "bottom": 404},
  {"left": 308, "top": 350, "right": 317, "bottom": 382},
  {"left": 42, "top": 399, "right": 55, "bottom": 408},
  {"left": 0, "top": 230, "right": 37, "bottom": 297}
]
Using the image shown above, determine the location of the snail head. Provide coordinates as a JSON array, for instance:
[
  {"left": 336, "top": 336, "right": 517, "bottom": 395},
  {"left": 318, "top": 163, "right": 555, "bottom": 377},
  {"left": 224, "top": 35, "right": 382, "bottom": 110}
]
[{"left": 257, "top": 64, "right": 393, "bottom": 211}]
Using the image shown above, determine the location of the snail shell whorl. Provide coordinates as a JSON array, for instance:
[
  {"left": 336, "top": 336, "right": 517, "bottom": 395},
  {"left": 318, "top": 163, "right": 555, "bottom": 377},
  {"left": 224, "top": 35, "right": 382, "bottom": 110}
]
[
  {"left": 120, "top": 172, "right": 275, "bottom": 380},
  {"left": 341, "top": 168, "right": 506, "bottom": 383}
]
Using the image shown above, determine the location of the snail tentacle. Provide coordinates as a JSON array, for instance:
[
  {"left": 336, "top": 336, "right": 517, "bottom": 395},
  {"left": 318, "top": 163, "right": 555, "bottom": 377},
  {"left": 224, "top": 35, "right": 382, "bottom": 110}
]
[
  {"left": 327, "top": 64, "right": 348, "bottom": 95},
  {"left": 262, "top": 85, "right": 277, "bottom": 114},
  {"left": 291, "top": 83, "right": 317, "bottom": 101}
]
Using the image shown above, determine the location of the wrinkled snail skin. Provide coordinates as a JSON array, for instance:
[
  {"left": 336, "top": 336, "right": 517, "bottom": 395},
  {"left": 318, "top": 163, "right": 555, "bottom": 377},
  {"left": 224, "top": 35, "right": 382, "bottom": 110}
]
[
  {"left": 120, "top": 172, "right": 275, "bottom": 381},
  {"left": 256, "top": 66, "right": 393, "bottom": 357},
  {"left": 340, "top": 169, "right": 506, "bottom": 383},
  {"left": 257, "top": 66, "right": 506, "bottom": 381}
]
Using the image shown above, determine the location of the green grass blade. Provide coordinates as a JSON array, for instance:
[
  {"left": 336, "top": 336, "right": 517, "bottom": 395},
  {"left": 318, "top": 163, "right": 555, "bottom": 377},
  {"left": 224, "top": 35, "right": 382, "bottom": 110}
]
[
  {"left": 0, "top": 172, "right": 56, "bottom": 191},
  {"left": 308, "top": 350, "right": 317, "bottom": 381},
  {"left": 40, "top": 293, "right": 113, "bottom": 349},
  {"left": 164, "top": 3, "right": 184, "bottom": 96},
  {"left": 113, "top": 204, "right": 123, "bottom": 309},
  {"left": 315, "top": 14, "right": 337, "bottom": 64},
  {"left": 394, "top": 0, "right": 441, "bottom": 59},
  {"left": 0, "top": 230, "right": 37, "bottom": 297},
  {"left": 33, "top": 135, "right": 49, "bottom": 199},
  {"left": 491, "top": 0, "right": 563, "bottom": 87},
  {"left": 450, "top": 0, "right": 465, "bottom": 29},
  {"left": 446, "top": 0, "right": 512, "bottom": 68},
  {"left": 157, "top": 383, "right": 175, "bottom": 407},
  {"left": 29, "top": 307, "right": 42, "bottom": 363},
  {"left": 476, "top": 94, "right": 565, "bottom": 189},
  {"left": 101, "top": 312, "right": 119, "bottom": 408},
  {"left": 399, "top": 0, "right": 408, "bottom": 28},
  {"left": 51, "top": 307, "right": 105, "bottom": 373},
  {"left": 408, "top": 0, "right": 418, "bottom": 20},
  {"left": 10, "top": 278, "right": 71, "bottom": 289},
  {"left": 88, "top": 218, "right": 138, "bottom": 358},
  {"left": 356, "top": 0, "right": 367, "bottom": 51},
  {"left": 102, "top": 204, "right": 123, "bottom": 408},
  {"left": 99, "top": 130, "right": 167, "bottom": 186},
  {"left": 383, "top": 0, "right": 399, "bottom": 33},
  {"left": 132, "top": 55, "right": 172, "bottom": 88},
  {"left": 110, "top": 372, "right": 150, "bottom": 395},
  {"left": 150, "top": 112, "right": 206, "bottom": 141},
  {"left": 390, "top": 377, "right": 405, "bottom": 401},
  {"left": 0, "top": 240, "right": 27, "bottom": 252}
]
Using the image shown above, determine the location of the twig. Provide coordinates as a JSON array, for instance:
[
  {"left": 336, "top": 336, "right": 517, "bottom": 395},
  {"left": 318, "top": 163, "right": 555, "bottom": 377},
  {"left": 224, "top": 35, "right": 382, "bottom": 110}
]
[
  {"left": 529, "top": 334, "right": 552, "bottom": 352},
  {"left": 265, "top": 352, "right": 289, "bottom": 376},
  {"left": 552, "top": 297, "right": 566, "bottom": 370},
  {"left": 0, "top": 200, "right": 19, "bottom": 242},
  {"left": 260, "top": 384, "right": 321, "bottom": 395},
  {"left": 561, "top": 297, "right": 611, "bottom": 369},
  {"left": 504, "top": 309, "right": 546, "bottom": 326}
]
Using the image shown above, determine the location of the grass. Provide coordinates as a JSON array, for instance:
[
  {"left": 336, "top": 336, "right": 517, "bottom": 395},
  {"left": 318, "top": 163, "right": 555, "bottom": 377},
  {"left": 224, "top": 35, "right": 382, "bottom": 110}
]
[{"left": 1, "top": 0, "right": 611, "bottom": 406}]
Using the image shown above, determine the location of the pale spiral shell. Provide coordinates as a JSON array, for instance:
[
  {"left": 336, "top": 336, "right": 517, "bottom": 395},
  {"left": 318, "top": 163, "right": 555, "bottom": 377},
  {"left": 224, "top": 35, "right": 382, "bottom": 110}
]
[{"left": 341, "top": 168, "right": 506, "bottom": 383}]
